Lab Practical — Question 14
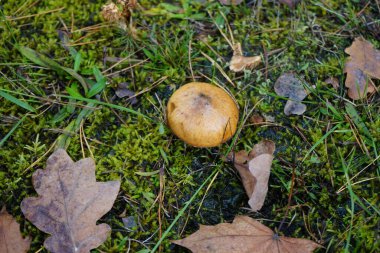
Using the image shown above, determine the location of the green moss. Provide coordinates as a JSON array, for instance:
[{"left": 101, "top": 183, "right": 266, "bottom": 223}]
[{"left": 1, "top": 0, "right": 379, "bottom": 252}]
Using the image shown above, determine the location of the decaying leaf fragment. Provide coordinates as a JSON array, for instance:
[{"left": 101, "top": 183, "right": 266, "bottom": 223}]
[
  {"left": 21, "top": 149, "right": 120, "bottom": 253},
  {"left": 325, "top": 77, "right": 339, "bottom": 90},
  {"left": 173, "top": 216, "right": 321, "bottom": 253},
  {"left": 228, "top": 140, "right": 275, "bottom": 211},
  {"left": 101, "top": 2, "right": 122, "bottom": 22},
  {"left": 120, "top": 0, "right": 138, "bottom": 9},
  {"left": 101, "top": 0, "right": 138, "bottom": 31},
  {"left": 0, "top": 207, "right": 31, "bottom": 253},
  {"left": 230, "top": 43, "right": 261, "bottom": 72},
  {"left": 344, "top": 37, "right": 379, "bottom": 100},
  {"left": 274, "top": 73, "right": 308, "bottom": 115},
  {"left": 115, "top": 82, "right": 138, "bottom": 104},
  {"left": 249, "top": 113, "right": 265, "bottom": 124}
]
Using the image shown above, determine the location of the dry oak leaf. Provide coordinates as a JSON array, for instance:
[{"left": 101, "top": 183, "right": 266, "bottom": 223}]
[
  {"left": 344, "top": 37, "right": 379, "bottom": 100},
  {"left": 21, "top": 149, "right": 120, "bottom": 253},
  {"left": 173, "top": 216, "right": 321, "bottom": 253},
  {"left": 0, "top": 207, "right": 31, "bottom": 253},
  {"left": 229, "top": 140, "right": 275, "bottom": 211},
  {"left": 230, "top": 43, "right": 261, "bottom": 72}
]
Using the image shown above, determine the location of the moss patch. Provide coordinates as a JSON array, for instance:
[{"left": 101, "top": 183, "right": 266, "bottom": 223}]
[{"left": 1, "top": 0, "right": 379, "bottom": 252}]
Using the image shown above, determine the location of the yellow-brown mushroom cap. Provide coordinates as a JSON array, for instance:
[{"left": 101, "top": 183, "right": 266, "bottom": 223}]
[{"left": 167, "top": 82, "right": 239, "bottom": 147}]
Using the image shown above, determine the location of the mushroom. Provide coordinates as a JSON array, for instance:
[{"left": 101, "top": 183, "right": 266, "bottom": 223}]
[{"left": 167, "top": 82, "right": 239, "bottom": 147}]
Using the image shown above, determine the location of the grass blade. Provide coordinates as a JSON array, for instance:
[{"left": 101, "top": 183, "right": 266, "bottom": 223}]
[
  {"left": 55, "top": 103, "right": 94, "bottom": 149},
  {"left": 345, "top": 103, "right": 371, "bottom": 138},
  {"left": 0, "top": 90, "right": 36, "bottom": 112},
  {"left": 74, "top": 52, "right": 82, "bottom": 72},
  {"left": 86, "top": 67, "right": 106, "bottom": 97},
  {"left": 59, "top": 95, "right": 153, "bottom": 121},
  {"left": 17, "top": 46, "right": 89, "bottom": 93},
  {"left": 0, "top": 115, "right": 27, "bottom": 147}
]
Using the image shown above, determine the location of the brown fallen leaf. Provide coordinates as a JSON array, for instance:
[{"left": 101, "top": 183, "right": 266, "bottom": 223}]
[
  {"left": 115, "top": 82, "right": 138, "bottom": 105},
  {"left": 21, "top": 149, "right": 120, "bottom": 253},
  {"left": 247, "top": 140, "right": 275, "bottom": 210},
  {"left": 344, "top": 37, "right": 379, "bottom": 100},
  {"left": 274, "top": 73, "right": 308, "bottom": 116},
  {"left": 325, "top": 77, "right": 339, "bottom": 90},
  {"left": 230, "top": 43, "right": 261, "bottom": 72},
  {"left": 173, "top": 216, "right": 321, "bottom": 253},
  {"left": 250, "top": 139, "right": 275, "bottom": 157},
  {"left": 229, "top": 140, "right": 275, "bottom": 211},
  {"left": 219, "top": 0, "right": 243, "bottom": 5},
  {"left": 249, "top": 113, "right": 265, "bottom": 124},
  {"left": 0, "top": 207, "right": 31, "bottom": 253},
  {"left": 279, "top": 0, "right": 301, "bottom": 8},
  {"left": 228, "top": 150, "right": 254, "bottom": 196}
]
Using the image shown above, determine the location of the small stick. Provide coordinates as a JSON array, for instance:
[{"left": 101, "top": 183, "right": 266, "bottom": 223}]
[
  {"left": 6, "top": 7, "right": 64, "bottom": 21},
  {"left": 262, "top": 42, "right": 269, "bottom": 80},
  {"left": 79, "top": 121, "right": 85, "bottom": 158},
  {"left": 158, "top": 165, "right": 165, "bottom": 253},
  {"left": 82, "top": 124, "right": 94, "bottom": 159},
  {"left": 189, "top": 39, "right": 195, "bottom": 82},
  {"left": 201, "top": 51, "right": 236, "bottom": 87}
]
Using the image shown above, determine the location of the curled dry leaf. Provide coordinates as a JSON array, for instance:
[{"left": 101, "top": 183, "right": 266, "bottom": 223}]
[
  {"left": 344, "top": 37, "right": 379, "bottom": 100},
  {"left": 173, "top": 216, "right": 321, "bottom": 253},
  {"left": 219, "top": 0, "right": 243, "bottom": 5},
  {"left": 274, "top": 73, "right": 308, "bottom": 116},
  {"left": 21, "top": 149, "right": 120, "bottom": 253},
  {"left": 0, "top": 207, "right": 31, "bottom": 253},
  {"left": 229, "top": 150, "right": 255, "bottom": 196},
  {"left": 230, "top": 43, "right": 261, "bottom": 72},
  {"left": 229, "top": 140, "right": 275, "bottom": 211},
  {"left": 247, "top": 140, "right": 275, "bottom": 210}
]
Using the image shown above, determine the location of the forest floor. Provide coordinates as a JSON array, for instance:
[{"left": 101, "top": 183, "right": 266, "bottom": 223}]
[{"left": 0, "top": 0, "right": 379, "bottom": 252}]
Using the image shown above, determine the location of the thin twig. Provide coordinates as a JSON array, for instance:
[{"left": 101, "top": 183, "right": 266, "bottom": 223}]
[
  {"left": 188, "top": 39, "right": 195, "bottom": 82},
  {"left": 6, "top": 7, "right": 65, "bottom": 21},
  {"left": 262, "top": 42, "right": 268, "bottom": 80}
]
